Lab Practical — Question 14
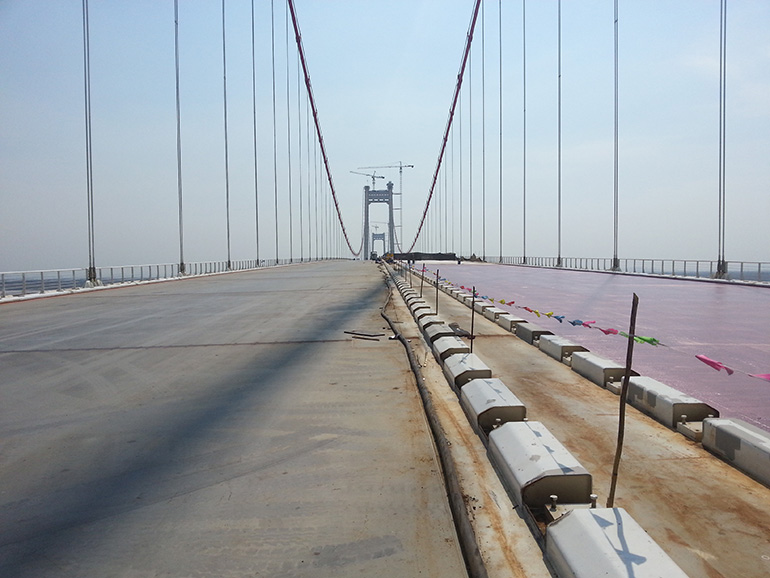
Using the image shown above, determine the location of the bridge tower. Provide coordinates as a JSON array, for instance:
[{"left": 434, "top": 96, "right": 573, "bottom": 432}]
[
  {"left": 363, "top": 181, "right": 395, "bottom": 259},
  {"left": 371, "top": 232, "right": 386, "bottom": 256}
]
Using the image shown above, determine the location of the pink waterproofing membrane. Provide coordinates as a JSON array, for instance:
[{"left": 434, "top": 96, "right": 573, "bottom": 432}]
[{"left": 427, "top": 262, "right": 770, "bottom": 432}]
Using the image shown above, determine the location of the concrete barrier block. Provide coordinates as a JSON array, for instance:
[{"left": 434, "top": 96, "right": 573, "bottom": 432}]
[
  {"left": 483, "top": 307, "right": 507, "bottom": 321},
  {"left": 461, "top": 294, "right": 475, "bottom": 307},
  {"left": 703, "top": 418, "right": 770, "bottom": 487},
  {"left": 418, "top": 315, "right": 445, "bottom": 332},
  {"left": 515, "top": 322, "right": 553, "bottom": 345},
  {"left": 488, "top": 421, "right": 592, "bottom": 508},
  {"left": 424, "top": 323, "right": 456, "bottom": 343},
  {"left": 408, "top": 299, "right": 429, "bottom": 312},
  {"left": 404, "top": 293, "right": 423, "bottom": 305},
  {"left": 539, "top": 335, "right": 588, "bottom": 365},
  {"left": 460, "top": 378, "right": 526, "bottom": 435},
  {"left": 571, "top": 351, "right": 638, "bottom": 388},
  {"left": 497, "top": 313, "right": 527, "bottom": 332},
  {"left": 443, "top": 352, "right": 492, "bottom": 388},
  {"left": 473, "top": 300, "right": 493, "bottom": 315},
  {"left": 546, "top": 508, "right": 689, "bottom": 578},
  {"left": 433, "top": 335, "right": 471, "bottom": 361},
  {"left": 414, "top": 307, "right": 437, "bottom": 321},
  {"left": 628, "top": 376, "right": 719, "bottom": 429}
]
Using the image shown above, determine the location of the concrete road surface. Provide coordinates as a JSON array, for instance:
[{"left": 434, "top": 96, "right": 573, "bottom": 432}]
[{"left": 0, "top": 261, "right": 468, "bottom": 577}]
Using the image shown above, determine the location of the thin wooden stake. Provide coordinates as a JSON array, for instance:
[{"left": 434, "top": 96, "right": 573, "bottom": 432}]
[
  {"left": 435, "top": 269, "right": 440, "bottom": 315},
  {"left": 606, "top": 292, "right": 639, "bottom": 508},
  {"left": 470, "top": 285, "right": 476, "bottom": 353}
]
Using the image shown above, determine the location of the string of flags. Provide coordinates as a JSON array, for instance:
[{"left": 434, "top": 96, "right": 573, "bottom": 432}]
[{"left": 412, "top": 264, "right": 770, "bottom": 384}]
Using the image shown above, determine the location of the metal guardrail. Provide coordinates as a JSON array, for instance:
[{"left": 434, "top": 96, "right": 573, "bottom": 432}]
[
  {"left": 495, "top": 256, "right": 769, "bottom": 284},
  {"left": 0, "top": 258, "right": 302, "bottom": 298}
]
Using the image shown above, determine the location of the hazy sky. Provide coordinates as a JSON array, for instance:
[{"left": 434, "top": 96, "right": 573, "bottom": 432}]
[{"left": 1, "top": 1, "right": 768, "bottom": 271}]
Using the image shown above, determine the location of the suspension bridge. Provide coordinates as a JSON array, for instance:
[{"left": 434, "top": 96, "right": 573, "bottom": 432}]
[{"left": 1, "top": 1, "right": 769, "bottom": 577}]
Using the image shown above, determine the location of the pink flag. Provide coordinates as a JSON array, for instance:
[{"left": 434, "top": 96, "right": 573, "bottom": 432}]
[
  {"left": 696, "top": 354, "right": 734, "bottom": 375},
  {"left": 749, "top": 374, "right": 770, "bottom": 382}
]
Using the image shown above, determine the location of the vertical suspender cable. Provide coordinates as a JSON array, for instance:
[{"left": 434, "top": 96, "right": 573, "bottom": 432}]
[
  {"left": 221, "top": 0, "right": 232, "bottom": 270},
  {"left": 307, "top": 92, "right": 312, "bottom": 260},
  {"left": 297, "top": 53, "right": 303, "bottom": 262},
  {"left": 285, "top": 1, "right": 293, "bottom": 263},
  {"left": 459, "top": 91, "right": 464, "bottom": 257},
  {"left": 287, "top": 0, "right": 363, "bottom": 257},
  {"left": 449, "top": 126, "right": 457, "bottom": 253},
  {"left": 174, "top": 0, "right": 185, "bottom": 274},
  {"left": 469, "top": 45, "right": 473, "bottom": 257},
  {"left": 271, "top": 0, "right": 279, "bottom": 263},
  {"left": 314, "top": 126, "right": 319, "bottom": 260},
  {"left": 522, "top": 0, "right": 527, "bottom": 264},
  {"left": 406, "top": 0, "right": 482, "bottom": 254},
  {"left": 444, "top": 147, "right": 449, "bottom": 251},
  {"left": 81, "top": 0, "right": 96, "bottom": 284},
  {"left": 717, "top": 0, "right": 728, "bottom": 277},
  {"left": 250, "top": 0, "right": 261, "bottom": 265},
  {"left": 482, "top": 0, "right": 486, "bottom": 261},
  {"left": 557, "top": 0, "right": 562, "bottom": 267},
  {"left": 612, "top": 0, "right": 620, "bottom": 270},
  {"left": 499, "top": 0, "right": 503, "bottom": 262},
  {"left": 718, "top": 0, "right": 724, "bottom": 271}
]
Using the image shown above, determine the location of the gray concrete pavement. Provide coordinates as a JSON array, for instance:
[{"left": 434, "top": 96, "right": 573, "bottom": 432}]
[{"left": 0, "top": 262, "right": 468, "bottom": 577}]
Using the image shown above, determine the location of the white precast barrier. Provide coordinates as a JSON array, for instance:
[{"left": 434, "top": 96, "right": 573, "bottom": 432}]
[
  {"left": 702, "top": 418, "right": 770, "bottom": 487},
  {"left": 443, "top": 352, "right": 493, "bottom": 388},
  {"left": 408, "top": 299, "right": 430, "bottom": 313},
  {"left": 539, "top": 335, "right": 588, "bottom": 365},
  {"left": 461, "top": 294, "right": 475, "bottom": 307},
  {"left": 627, "top": 376, "right": 719, "bottom": 429},
  {"left": 488, "top": 421, "right": 592, "bottom": 508},
  {"left": 418, "top": 315, "right": 444, "bottom": 331},
  {"left": 515, "top": 322, "right": 554, "bottom": 345},
  {"left": 497, "top": 313, "right": 527, "bottom": 332},
  {"left": 460, "top": 378, "right": 526, "bottom": 435},
  {"left": 423, "top": 323, "right": 455, "bottom": 343},
  {"left": 483, "top": 306, "right": 507, "bottom": 321},
  {"left": 473, "top": 301, "right": 493, "bottom": 315},
  {"left": 433, "top": 335, "right": 471, "bottom": 361},
  {"left": 404, "top": 293, "right": 423, "bottom": 305},
  {"left": 571, "top": 351, "right": 639, "bottom": 389},
  {"left": 545, "top": 508, "right": 690, "bottom": 578},
  {"left": 414, "top": 310, "right": 437, "bottom": 323}
]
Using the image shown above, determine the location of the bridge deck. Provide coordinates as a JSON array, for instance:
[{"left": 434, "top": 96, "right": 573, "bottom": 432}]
[{"left": 0, "top": 262, "right": 467, "bottom": 577}]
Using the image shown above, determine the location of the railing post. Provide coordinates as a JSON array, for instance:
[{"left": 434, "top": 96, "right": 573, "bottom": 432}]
[{"left": 22, "top": 272, "right": 26, "bottom": 296}]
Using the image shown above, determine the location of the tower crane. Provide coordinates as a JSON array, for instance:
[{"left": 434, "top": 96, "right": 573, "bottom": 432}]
[
  {"left": 358, "top": 162, "right": 414, "bottom": 197},
  {"left": 350, "top": 170, "right": 384, "bottom": 190}
]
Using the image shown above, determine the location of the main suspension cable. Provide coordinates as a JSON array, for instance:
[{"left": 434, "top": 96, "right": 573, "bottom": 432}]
[
  {"left": 406, "top": 0, "right": 482, "bottom": 254},
  {"left": 287, "top": 0, "right": 362, "bottom": 257}
]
